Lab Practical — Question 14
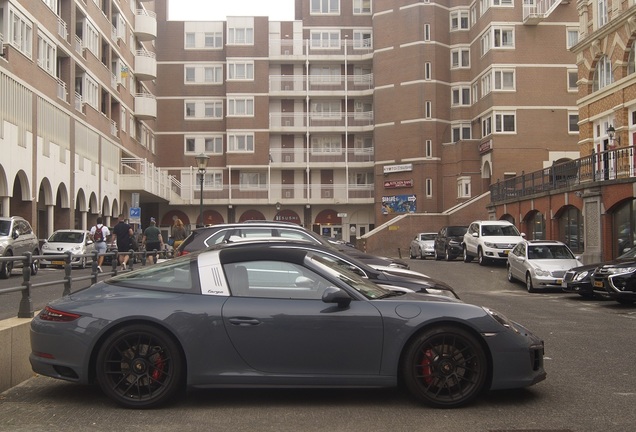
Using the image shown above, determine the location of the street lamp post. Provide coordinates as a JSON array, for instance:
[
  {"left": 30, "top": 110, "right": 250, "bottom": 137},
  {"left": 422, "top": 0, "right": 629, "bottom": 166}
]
[{"left": 195, "top": 153, "right": 209, "bottom": 227}]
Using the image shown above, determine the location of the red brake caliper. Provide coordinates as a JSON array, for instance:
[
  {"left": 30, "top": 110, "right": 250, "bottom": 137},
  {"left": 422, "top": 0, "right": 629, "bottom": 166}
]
[
  {"left": 151, "top": 351, "right": 165, "bottom": 381},
  {"left": 420, "top": 349, "right": 433, "bottom": 384}
]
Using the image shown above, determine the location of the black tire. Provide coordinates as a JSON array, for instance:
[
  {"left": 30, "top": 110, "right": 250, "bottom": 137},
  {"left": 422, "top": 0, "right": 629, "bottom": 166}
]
[
  {"left": 30, "top": 251, "right": 39, "bottom": 276},
  {"left": 507, "top": 265, "right": 515, "bottom": 283},
  {"left": 96, "top": 324, "right": 184, "bottom": 408},
  {"left": 418, "top": 248, "right": 424, "bottom": 260},
  {"left": 478, "top": 248, "right": 488, "bottom": 266},
  {"left": 445, "top": 248, "right": 453, "bottom": 261},
  {"left": 526, "top": 273, "right": 536, "bottom": 293},
  {"left": 78, "top": 256, "right": 86, "bottom": 269},
  {"left": 402, "top": 326, "right": 488, "bottom": 408},
  {"left": 410, "top": 248, "right": 416, "bottom": 259},
  {"left": 0, "top": 252, "right": 13, "bottom": 279},
  {"left": 463, "top": 247, "right": 473, "bottom": 263},
  {"left": 434, "top": 249, "right": 442, "bottom": 261}
]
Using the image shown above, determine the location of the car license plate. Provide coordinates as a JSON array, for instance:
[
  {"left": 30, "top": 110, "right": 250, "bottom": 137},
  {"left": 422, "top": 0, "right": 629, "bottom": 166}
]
[
  {"left": 561, "top": 280, "right": 567, "bottom": 287},
  {"left": 556, "top": 279, "right": 562, "bottom": 285},
  {"left": 503, "top": 250, "right": 509, "bottom": 255},
  {"left": 52, "top": 261, "right": 65, "bottom": 266},
  {"left": 593, "top": 280, "right": 604, "bottom": 288}
]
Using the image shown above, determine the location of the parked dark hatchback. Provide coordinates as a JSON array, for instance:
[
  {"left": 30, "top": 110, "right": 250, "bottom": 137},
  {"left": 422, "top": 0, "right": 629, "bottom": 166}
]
[
  {"left": 434, "top": 226, "right": 468, "bottom": 261},
  {"left": 563, "top": 246, "right": 636, "bottom": 299},
  {"left": 592, "top": 249, "right": 636, "bottom": 304},
  {"left": 175, "top": 222, "right": 410, "bottom": 269}
]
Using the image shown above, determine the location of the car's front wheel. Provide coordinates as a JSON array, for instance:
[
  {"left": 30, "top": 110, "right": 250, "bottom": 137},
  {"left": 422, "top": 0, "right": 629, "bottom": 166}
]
[
  {"left": 507, "top": 265, "right": 515, "bottom": 282},
  {"left": 402, "top": 326, "right": 488, "bottom": 408},
  {"left": 463, "top": 247, "right": 473, "bottom": 263},
  {"left": 0, "top": 251, "right": 13, "bottom": 279},
  {"left": 477, "top": 248, "right": 488, "bottom": 266},
  {"left": 526, "top": 273, "right": 536, "bottom": 293},
  {"left": 96, "top": 324, "right": 184, "bottom": 408}
]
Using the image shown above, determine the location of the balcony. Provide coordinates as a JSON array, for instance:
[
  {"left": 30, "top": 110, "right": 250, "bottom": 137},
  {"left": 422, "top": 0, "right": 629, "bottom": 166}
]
[
  {"left": 269, "top": 39, "right": 373, "bottom": 59},
  {"left": 269, "top": 112, "right": 374, "bottom": 132},
  {"left": 134, "top": 93, "right": 156, "bottom": 119},
  {"left": 523, "top": 0, "right": 565, "bottom": 25},
  {"left": 269, "top": 74, "right": 374, "bottom": 94},
  {"left": 135, "top": 50, "right": 157, "bottom": 80},
  {"left": 268, "top": 147, "right": 374, "bottom": 165},
  {"left": 134, "top": 9, "right": 157, "bottom": 41},
  {"left": 120, "top": 158, "right": 180, "bottom": 202}
]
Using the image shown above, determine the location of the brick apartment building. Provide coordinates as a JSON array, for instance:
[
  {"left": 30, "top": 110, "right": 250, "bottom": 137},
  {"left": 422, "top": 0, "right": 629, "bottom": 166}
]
[{"left": 5, "top": 0, "right": 617, "bottom": 258}]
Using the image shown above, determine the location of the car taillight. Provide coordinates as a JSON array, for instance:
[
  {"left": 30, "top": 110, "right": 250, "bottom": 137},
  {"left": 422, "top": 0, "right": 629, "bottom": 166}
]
[
  {"left": 39, "top": 306, "right": 81, "bottom": 322},
  {"left": 178, "top": 250, "right": 189, "bottom": 256}
]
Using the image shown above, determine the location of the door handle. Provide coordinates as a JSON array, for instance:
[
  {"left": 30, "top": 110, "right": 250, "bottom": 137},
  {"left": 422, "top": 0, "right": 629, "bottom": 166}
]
[{"left": 228, "top": 317, "right": 261, "bottom": 326}]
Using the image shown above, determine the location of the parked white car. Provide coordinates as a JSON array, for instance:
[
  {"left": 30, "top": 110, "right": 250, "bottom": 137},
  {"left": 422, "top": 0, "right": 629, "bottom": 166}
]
[
  {"left": 41, "top": 229, "right": 95, "bottom": 269},
  {"left": 463, "top": 220, "right": 525, "bottom": 266},
  {"left": 507, "top": 240, "right": 583, "bottom": 292},
  {"left": 409, "top": 232, "right": 437, "bottom": 260}
]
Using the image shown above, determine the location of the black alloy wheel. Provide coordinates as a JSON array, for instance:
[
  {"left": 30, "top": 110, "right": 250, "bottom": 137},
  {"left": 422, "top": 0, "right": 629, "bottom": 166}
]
[
  {"left": 96, "top": 324, "right": 184, "bottom": 408},
  {"left": 402, "top": 326, "right": 488, "bottom": 408},
  {"left": 0, "top": 251, "right": 13, "bottom": 279}
]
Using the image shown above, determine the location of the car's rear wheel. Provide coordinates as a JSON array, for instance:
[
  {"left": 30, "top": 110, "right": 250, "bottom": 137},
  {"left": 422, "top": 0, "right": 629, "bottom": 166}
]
[
  {"left": 402, "top": 326, "right": 488, "bottom": 408},
  {"left": 410, "top": 248, "right": 416, "bottom": 259},
  {"left": 445, "top": 248, "right": 453, "bottom": 261},
  {"left": 30, "top": 250, "right": 39, "bottom": 276},
  {"left": 418, "top": 248, "right": 425, "bottom": 260},
  {"left": 463, "top": 247, "right": 473, "bottom": 263},
  {"left": 96, "top": 324, "right": 184, "bottom": 408},
  {"left": 526, "top": 273, "right": 536, "bottom": 293}
]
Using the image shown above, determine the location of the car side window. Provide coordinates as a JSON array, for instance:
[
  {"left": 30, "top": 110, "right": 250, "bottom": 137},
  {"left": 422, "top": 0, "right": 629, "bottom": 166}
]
[{"left": 224, "top": 260, "right": 331, "bottom": 300}]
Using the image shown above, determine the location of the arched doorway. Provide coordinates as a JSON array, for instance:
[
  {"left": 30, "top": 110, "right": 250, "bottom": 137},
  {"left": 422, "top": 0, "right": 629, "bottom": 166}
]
[
  {"left": 274, "top": 209, "right": 301, "bottom": 225},
  {"left": 239, "top": 209, "right": 266, "bottom": 222},
  {"left": 313, "top": 209, "right": 342, "bottom": 239},
  {"left": 198, "top": 209, "right": 224, "bottom": 226}
]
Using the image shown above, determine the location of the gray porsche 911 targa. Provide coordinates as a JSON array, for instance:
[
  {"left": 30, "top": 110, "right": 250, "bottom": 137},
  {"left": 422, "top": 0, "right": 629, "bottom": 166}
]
[{"left": 30, "top": 241, "right": 546, "bottom": 409}]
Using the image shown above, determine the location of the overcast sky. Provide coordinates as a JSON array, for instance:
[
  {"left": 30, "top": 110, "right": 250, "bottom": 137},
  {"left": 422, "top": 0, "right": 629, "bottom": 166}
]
[{"left": 168, "top": 0, "right": 296, "bottom": 21}]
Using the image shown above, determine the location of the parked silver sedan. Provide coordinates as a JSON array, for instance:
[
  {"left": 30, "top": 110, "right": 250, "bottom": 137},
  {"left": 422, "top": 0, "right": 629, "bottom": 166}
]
[
  {"left": 507, "top": 240, "right": 583, "bottom": 293},
  {"left": 409, "top": 232, "right": 437, "bottom": 260}
]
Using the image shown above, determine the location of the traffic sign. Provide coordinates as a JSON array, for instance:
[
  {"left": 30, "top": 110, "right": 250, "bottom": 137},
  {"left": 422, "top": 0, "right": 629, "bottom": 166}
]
[{"left": 129, "top": 207, "right": 141, "bottom": 224}]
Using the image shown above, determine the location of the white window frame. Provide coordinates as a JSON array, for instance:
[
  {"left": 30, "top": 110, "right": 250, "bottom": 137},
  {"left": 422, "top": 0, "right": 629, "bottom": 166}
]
[
  {"left": 84, "top": 20, "right": 100, "bottom": 58},
  {"left": 228, "top": 134, "right": 255, "bottom": 153},
  {"left": 472, "top": 83, "right": 479, "bottom": 103},
  {"left": 184, "top": 100, "right": 223, "bottom": 119},
  {"left": 493, "top": 27, "right": 515, "bottom": 48},
  {"left": 568, "top": 69, "right": 578, "bottom": 92},
  {"left": 493, "top": 0, "right": 513, "bottom": 6},
  {"left": 493, "top": 68, "right": 515, "bottom": 91},
  {"left": 451, "top": 86, "right": 471, "bottom": 106},
  {"left": 311, "top": 0, "right": 340, "bottom": 14},
  {"left": 310, "top": 31, "right": 340, "bottom": 49},
  {"left": 228, "top": 27, "right": 254, "bottom": 45},
  {"left": 353, "top": 30, "right": 372, "bottom": 49},
  {"left": 353, "top": 0, "right": 371, "bottom": 14},
  {"left": 457, "top": 177, "right": 471, "bottom": 198},
  {"left": 450, "top": 10, "right": 469, "bottom": 31},
  {"left": 567, "top": 28, "right": 579, "bottom": 49},
  {"left": 481, "top": 74, "right": 492, "bottom": 96},
  {"left": 593, "top": 55, "right": 613, "bottom": 91},
  {"left": 425, "top": 62, "right": 432, "bottom": 80},
  {"left": 239, "top": 172, "right": 267, "bottom": 189},
  {"left": 482, "top": 116, "right": 492, "bottom": 137},
  {"left": 451, "top": 48, "right": 470, "bottom": 69},
  {"left": 185, "top": 135, "right": 224, "bottom": 155},
  {"left": 227, "top": 97, "right": 254, "bottom": 117},
  {"left": 425, "top": 101, "right": 432, "bottom": 118},
  {"left": 204, "top": 171, "right": 224, "bottom": 190},
  {"left": 9, "top": 8, "right": 33, "bottom": 59},
  {"left": 424, "top": 24, "right": 430, "bottom": 41},
  {"left": 37, "top": 32, "right": 56, "bottom": 76},
  {"left": 426, "top": 178, "right": 433, "bottom": 197},
  {"left": 425, "top": 140, "right": 433, "bottom": 157},
  {"left": 348, "top": 171, "right": 374, "bottom": 186},
  {"left": 185, "top": 64, "right": 223, "bottom": 84},
  {"left": 354, "top": 135, "right": 374, "bottom": 154},
  {"left": 598, "top": 0, "right": 608, "bottom": 28},
  {"left": 311, "top": 101, "right": 342, "bottom": 118},
  {"left": 568, "top": 113, "right": 579, "bottom": 133},
  {"left": 83, "top": 75, "right": 99, "bottom": 110},
  {"left": 311, "top": 135, "right": 343, "bottom": 154},
  {"left": 205, "top": 32, "right": 223, "bottom": 48},
  {"left": 495, "top": 111, "right": 516, "bottom": 133},
  {"left": 227, "top": 61, "right": 254, "bottom": 81},
  {"left": 452, "top": 123, "right": 472, "bottom": 141}
]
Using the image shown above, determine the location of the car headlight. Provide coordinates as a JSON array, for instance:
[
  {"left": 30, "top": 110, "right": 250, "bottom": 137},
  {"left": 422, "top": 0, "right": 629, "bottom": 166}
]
[
  {"left": 483, "top": 307, "right": 519, "bottom": 333},
  {"left": 70, "top": 245, "right": 82, "bottom": 254},
  {"left": 483, "top": 242, "right": 495, "bottom": 248},
  {"left": 424, "top": 288, "right": 457, "bottom": 299},
  {"left": 573, "top": 270, "right": 590, "bottom": 281},
  {"left": 605, "top": 267, "right": 636, "bottom": 275},
  {"left": 42, "top": 243, "right": 51, "bottom": 251},
  {"left": 534, "top": 268, "right": 551, "bottom": 277}
]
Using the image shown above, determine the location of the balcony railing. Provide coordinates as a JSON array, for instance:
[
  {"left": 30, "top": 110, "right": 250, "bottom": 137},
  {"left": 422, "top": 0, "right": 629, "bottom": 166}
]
[
  {"left": 269, "top": 74, "right": 374, "bottom": 93},
  {"left": 57, "top": 78, "right": 67, "bottom": 102},
  {"left": 490, "top": 146, "right": 636, "bottom": 203},
  {"left": 269, "top": 39, "right": 373, "bottom": 58},
  {"left": 268, "top": 147, "right": 374, "bottom": 164},
  {"left": 57, "top": 17, "right": 68, "bottom": 41},
  {"left": 270, "top": 112, "right": 374, "bottom": 129},
  {"left": 120, "top": 158, "right": 180, "bottom": 202},
  {"left": 523, "top": 0, "right": 562, "bottom": 24}
]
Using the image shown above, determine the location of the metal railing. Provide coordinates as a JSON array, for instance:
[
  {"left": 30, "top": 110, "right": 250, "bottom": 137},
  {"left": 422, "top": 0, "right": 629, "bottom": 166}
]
[
  {"left": 490, "top": 145, "right": 636, "bottom": 203},
  {"left": 0, "top": 248, "right": 173, "bottom": 319}
]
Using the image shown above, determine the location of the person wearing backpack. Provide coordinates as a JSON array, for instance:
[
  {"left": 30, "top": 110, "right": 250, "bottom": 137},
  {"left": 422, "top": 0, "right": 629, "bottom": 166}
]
[{"left": 90, "top": 217, "right": 110, "bottom": 273}]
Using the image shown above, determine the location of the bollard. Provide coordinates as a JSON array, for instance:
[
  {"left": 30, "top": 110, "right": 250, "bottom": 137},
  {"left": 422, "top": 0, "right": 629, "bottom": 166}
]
[
  {"left": 63, "top": 250, "right": 73, "bottom": 296},
  {"left": 18, "top": 252, "right": 34, "bottom": 318}
]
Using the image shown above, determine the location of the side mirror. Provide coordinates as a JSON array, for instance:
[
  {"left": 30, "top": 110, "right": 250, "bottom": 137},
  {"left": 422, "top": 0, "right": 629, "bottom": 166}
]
[
  {"left": 322, "top": 287, "right": 351, "bottom": 308},
  {"left": 472, "top": 232, "right": 479, "bottom": 238},
  {"left": 12, "top": 229, "right": 19, "bottom": 240}
]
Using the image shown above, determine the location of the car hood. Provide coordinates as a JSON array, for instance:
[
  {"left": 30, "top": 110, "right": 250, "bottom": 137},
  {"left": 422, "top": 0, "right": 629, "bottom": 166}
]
[
  {"left": 532, "top": 259, "right": 583, "bottom": 271},
  {"left": 43, "top": 242, "right": 85, "bottom": 250},
  {"left": 480, "top": 236, "right": 524, "bottom": 245},
  {"left": 598, "top": 260, "right": 636, "bottom": 270}
]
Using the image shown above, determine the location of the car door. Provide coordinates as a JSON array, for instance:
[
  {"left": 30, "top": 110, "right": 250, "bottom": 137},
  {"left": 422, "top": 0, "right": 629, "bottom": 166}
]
[
  {"left": 465, "top": 223, "right": 479, "bottom": 254},
  {"left": 221, "top": 260, "right": 384, "bottom": 375},
  {"left": 508, "top": 243, "right": 526, "bottom": 279}
]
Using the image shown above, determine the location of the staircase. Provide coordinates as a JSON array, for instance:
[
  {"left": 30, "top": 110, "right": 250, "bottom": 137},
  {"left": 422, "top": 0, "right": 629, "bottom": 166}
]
[{"left": 523, "top": 0, "right": 569, "bottom": 25}]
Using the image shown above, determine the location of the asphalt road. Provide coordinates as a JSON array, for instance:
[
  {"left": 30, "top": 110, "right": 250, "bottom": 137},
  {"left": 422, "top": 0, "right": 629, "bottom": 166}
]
[{"left": 1, "top": 257, "right": 635, "bottom": 432}]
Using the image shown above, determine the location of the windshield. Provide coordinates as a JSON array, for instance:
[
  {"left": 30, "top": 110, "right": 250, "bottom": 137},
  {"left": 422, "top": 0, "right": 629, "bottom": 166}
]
[
  {"left": 0, "top": 221, "right": 10, "bottom": 237},
  {"left": 618, "top": 246, "right": 636, "bottom": 259},
  {"left": 447, "top": 227, "right": 467, "bottom": 236},
  {"left": 481, "top": 224, "right": 520, "bottom": 236},
  {"left": 419, "top": 234, "right": 436, "bottom": 241},
  {"left": 306, "top": 252, "right": 390, "bottom": 299},
  {"left": 49, "top": 231, "right": 84, "bottom": 243},
  {"left": 528, "top": 244, "right": 575, "bottom": 260}
]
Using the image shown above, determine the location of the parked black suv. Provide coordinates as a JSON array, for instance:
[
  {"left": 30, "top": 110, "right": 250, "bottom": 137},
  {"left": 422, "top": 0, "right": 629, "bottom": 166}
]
[
  {"left": 434, "top": 225, "right": 468, "bottom": 261},
  {"left": 175, "top": 221, "right": 409, "bottom": 269},
  {"left": 592, "top": 250, "right": 636, "bottom": 304}
]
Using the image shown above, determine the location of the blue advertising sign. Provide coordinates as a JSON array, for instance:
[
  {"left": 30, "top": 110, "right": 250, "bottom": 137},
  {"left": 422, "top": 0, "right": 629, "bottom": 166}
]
[{"left": 381, "top": 194, "right": 416, "bottom": 214}]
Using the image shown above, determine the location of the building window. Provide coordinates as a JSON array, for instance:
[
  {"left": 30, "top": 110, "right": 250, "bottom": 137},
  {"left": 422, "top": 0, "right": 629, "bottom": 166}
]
[
  {"left": 228, "top": 27, "right": 254, "bottom": 45},
  {"left": 494, "top": 69, "right": 515, "bottom": 90},
  {"left": 184, "top": 65, "right": 223, "bottom": 84},
  {"left": 494, "top": 27, "right": 514, "bottom": 48},
  {"left": 204, "top": 172, "right": 223, "bottom": 190},
  {"left": 311, "top": 136, "right": 342, "bottom": 154},
  {"left": 228, "top": 97, "right": 254, "bottom": 116},
  {"left": 628, "top": 44, "right": 636, "bottom": 75},
  {"left": 185, "top": 136, "right": 224, "bottom": 154},
  {"left": 353, "top": 0, "right": 371, "bottom": 14},
  {"left": 205, "top": 32, "right": 223, "bottom": 48},
  {"left": 568, "top": 70, "right": 578, "bottom": 91},
  {"left": 354, "top": 136, "right": 374, "bottom": 154},
  {"left": 353, "top": 30, "right": 372, "bottom": 49},
  {"left": 482, "top": 116, "right": 492, "bottom": 137},
  {"left": 451, "top": 48, "right": 470, "bottom": 68},
  {"left": 312, "top": 0, "right": 340, "bottom": 14},
  {"left": 568, "top": 113, "right": 579, "bottom": 133},
  {"left": 239, "top": 172, "right": 267, "bottom": 189},
  {"left": 450, "top": 10, "right": 469, "bottom": 31},
  {"left": 425, "top": 101, "right": 432, "bottom": 118},
  {"left": 310, "top": 31, "right": 340, "bottom": 49},
  {"left": 452, "top": 124, "right": 472, "bottom": 142},
  {"left": 593, "top": 55, "right": 613, "bottom": 91},
  {"left": 228, "top": 62, "right": 254, "bottom": 80},
  {"left": 185, "top": 31, "right": 223, "bottom": 49},
  {"left": 425, "top": 62, "right": 432, "bottom": 80},
  {"left": 559, "top": 206, "right": 583, "bottom": 253},
  {"left": 311, "top": 100, "right": 341, "bottom": 118},
  {"left": 614, "top": 199, "right": 636, "bottom": 256},
  {"left": 528, "top": 211, "right": 546, "bottom": 240},
  {"left": 425, "top": 140, "right": 432, "bottom": 157},
  {"left": 598, "top": 0, "right": 608, "bottom": 28},
  {"left": 481, "top": 32, "right": 491, "bottom": 56},
  {"left": 424, "top": 24, "right": 430, "bottom": 41},
  {"left": 349, "top": 171, "right": 373, "bottom": 186},
  {"left": 426, "top": 178, "right": 433, "bottom": 197},
  {"left": 472, "top": 83, "right": 479, "bottom": 103},
  {"left": 37, "top": 33, "right": 56, "bottom": 76},
  {"left": 481, "top": 74, "right": 492, "bottom": 96},
  {"left": 495, "top": 111, "right": 516, "bottom": 133},
  {"left": 457, "top": 177, "right": 471, "bottom": 198},
  {"left": 84, "top": 21, "right": 100, "bottom": 58},
  {"left": 567, "top": 28, "right": 579, "bottom": 48},
  {"left": 228, "top": 134, "right": 255, "bottom": 152},
  {"left": 185, "top": 101, "right": 223, "bottom": 119},
  {"left": 451, "top": 87, "right": 471, "bottom": 106}
]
